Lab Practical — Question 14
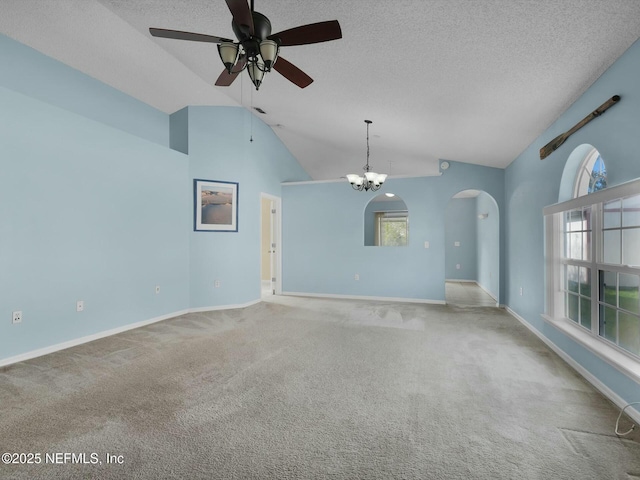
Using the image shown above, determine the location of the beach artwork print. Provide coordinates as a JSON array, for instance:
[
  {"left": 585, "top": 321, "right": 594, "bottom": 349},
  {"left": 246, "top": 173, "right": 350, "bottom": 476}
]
[{"left": 194, "top": 179, "right": 238, "bottom": 232}]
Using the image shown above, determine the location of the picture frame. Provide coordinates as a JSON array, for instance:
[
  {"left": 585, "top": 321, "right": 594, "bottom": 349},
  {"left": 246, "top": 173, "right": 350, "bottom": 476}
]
[{"left": 194, "top": 179, "right": 238, "bottom": 232}]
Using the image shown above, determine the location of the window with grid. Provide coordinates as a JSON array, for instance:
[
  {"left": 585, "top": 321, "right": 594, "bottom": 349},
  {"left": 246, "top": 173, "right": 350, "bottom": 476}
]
[
  {"left": 598, "top": 194, "right": 640, "bottom": 355},
  {"left": 545, "top": 179, "right": 640, "bottom": 360},
  {"left": 563, "top": 207, "right": 592, "bottom": 330}
]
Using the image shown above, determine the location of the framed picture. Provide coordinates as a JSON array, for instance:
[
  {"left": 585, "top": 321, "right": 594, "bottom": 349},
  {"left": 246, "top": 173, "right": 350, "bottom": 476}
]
[{"left": 194, "top": 179, "right": 238, "bottom": 232}]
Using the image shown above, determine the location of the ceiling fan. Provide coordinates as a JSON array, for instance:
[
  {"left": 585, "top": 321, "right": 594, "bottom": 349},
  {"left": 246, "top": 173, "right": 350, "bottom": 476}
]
[{"left": 149, "top": 0, "right": 342, "bottom": 90}]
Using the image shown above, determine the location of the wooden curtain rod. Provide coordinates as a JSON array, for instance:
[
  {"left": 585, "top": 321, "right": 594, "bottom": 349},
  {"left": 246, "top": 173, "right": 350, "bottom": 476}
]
[{"left": 539, "top": 95, "right": 620, "bottom": 160}]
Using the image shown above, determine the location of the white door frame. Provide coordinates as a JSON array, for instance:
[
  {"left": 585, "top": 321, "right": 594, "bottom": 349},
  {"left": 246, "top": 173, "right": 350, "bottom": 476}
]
[{"left": 260, "top": 193, "right": 282, "bottom": 295}]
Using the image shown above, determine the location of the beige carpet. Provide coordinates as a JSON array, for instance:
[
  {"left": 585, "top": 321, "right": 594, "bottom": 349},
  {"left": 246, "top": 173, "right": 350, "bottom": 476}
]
[{"left": 1, "top": 296, "right": 639, "bottom": 479}]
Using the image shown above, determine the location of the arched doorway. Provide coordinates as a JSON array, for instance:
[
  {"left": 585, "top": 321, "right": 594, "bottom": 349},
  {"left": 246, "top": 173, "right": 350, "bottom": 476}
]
[{"left": 444, "top": 190, "right": 500, "bottom": 306}]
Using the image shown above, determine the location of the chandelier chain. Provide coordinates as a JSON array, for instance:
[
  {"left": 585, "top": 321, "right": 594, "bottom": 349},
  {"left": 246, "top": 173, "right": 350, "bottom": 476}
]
[
  {"left": 346, "top": 120, "right": 387, "bottom": 192},
  {"left": 365, "top": 121, "right": 370, "bottom": 172}
]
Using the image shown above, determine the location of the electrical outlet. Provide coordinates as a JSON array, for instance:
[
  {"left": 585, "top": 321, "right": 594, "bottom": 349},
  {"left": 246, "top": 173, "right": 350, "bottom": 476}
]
[
  {"left": 519, "top": 287, "right": 523, "bottom": 296},
  {"left": 76, "top": 300, "right": 84, "bottom": 312},
  {"left": 354, "top": 274, "right": 360, "bottom": 281},
  {"left": 424, "top": 241, "right": 430, "bottom": 249},
  {"left": 12, "top": 311, "right": 22, "bottom": 324},
  {"left": 155, "top": 285, "right": 160, "bottom": 294},
  {"left": 214, "top": 280, "right": 221, "bottom": 288},
  {"left": 456, "top": 264, "right": 461, "bottom": 270}
]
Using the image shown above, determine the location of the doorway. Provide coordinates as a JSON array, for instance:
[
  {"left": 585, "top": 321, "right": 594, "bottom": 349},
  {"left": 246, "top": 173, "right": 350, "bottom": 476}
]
[
  {"left": 444, "top": 190, "right": 500, "bottom": 306},
  {"left": 445, "top": 281, "right": 497, "bottom": 307},
  {"left": 260, "top": 193, "right": 281, "bottom": 297}
]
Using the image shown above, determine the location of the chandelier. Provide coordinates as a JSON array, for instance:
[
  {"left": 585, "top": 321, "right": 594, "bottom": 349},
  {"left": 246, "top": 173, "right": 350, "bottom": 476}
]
[{"left": 346, "top": 120, "right": 387, "bottom": 191}]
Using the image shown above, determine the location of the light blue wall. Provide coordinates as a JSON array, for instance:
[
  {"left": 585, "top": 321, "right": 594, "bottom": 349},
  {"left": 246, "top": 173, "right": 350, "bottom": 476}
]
[
  {"left": 186, "top": 106, "right": 310, "bottom": 309},
  {"left": 282, "top": 162, "right": 505, "bottom": 302},
  {"left": 505, "top": 38, "right": 640, "bottom": 404},
  {"left": 445, "top": 198, "right": 477, "bottom": 280},
  {"left": 476, "top": 192, "right": 499, "bottom": 299},
  {"left": 0, "top": 85, "right": 190, "bottom": 360},
  {"left": 0, "top": 34, "right": 169, "bottom": 147},
  {"left": 170, "top": 107, "right": 189, "bottom": 155},
  {"left": 0, "top": 35, "right": 309, "bottom": 362}
]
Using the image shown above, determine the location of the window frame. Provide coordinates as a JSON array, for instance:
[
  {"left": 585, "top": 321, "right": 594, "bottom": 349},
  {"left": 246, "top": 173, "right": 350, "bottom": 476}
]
[
  {"left": 544, "top": 177, "right": 640, "bottom": 383},
  {"left": 374, "top": 210, "right": 409, "bottom": 246}
]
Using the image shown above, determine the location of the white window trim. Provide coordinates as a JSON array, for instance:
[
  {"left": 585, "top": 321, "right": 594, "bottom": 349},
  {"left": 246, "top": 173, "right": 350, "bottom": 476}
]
[
  {"left": 544, "top": 177, "right": 640, "bottom": 383},
  {"left": 541, "top": 314, "right": 640, "bottom": 383}
]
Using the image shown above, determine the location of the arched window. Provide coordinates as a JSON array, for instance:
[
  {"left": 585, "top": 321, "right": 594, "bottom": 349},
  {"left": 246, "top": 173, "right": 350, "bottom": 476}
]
[
  {"left": 573, "top": 147, "right": 607, "bottom": 198},
  {"left": 546, "top": 147, "right": 640, "bottom": 366}
]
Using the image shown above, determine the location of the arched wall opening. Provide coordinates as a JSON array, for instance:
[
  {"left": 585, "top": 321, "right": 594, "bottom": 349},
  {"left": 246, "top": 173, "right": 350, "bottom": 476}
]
[
  {"left": 363, "top": 193, "right": 409, "bottom": 246},
  {"left": 444, "top": 189, "right": 500, "bottom": 306}
]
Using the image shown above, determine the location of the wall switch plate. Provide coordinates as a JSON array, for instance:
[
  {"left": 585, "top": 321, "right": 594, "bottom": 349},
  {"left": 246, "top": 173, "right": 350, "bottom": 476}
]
[
  {"left": 424, "top": 241, "right": 430, "bottom": 249},
  {"left": 76, "top": 300, "right": 84, "bottom": 312},
  {"left": 456, "top": 264, "right": 461, "bottom": 270},
  {"left": 155, "top": 285, "right": 160, "bottom": 294},
  {"left": 454, "top": 241, "right": 461, "bottom": 247},
  {"left": 214, "top": 280, "right": 221, "bottom": 288},
  {"left": 12, "top": 311, "right": 22, "bottom": 324},
  {"left": 354, "top": 274, "right": 360, "bottom": 281}
]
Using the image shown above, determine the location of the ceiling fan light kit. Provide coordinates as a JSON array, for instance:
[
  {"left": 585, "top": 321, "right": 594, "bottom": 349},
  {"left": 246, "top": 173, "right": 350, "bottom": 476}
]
[
  {"left": 247, "top": 59, "right": 266, "bottom": 89},
  {"left": 150, "top": 0, "right": 342, "bottom": 91},
  {"left": 259, "top": 39, "right": 279, "bottom": 71},
  {"left": 347, "top": 120, "right": 387, "bottom": 192}
]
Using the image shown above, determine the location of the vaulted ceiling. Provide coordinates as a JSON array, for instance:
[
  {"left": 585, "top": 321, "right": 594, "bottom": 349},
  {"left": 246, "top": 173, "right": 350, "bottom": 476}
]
[{"left": 2, "top": 1, "right": 640, "bottom": 180}]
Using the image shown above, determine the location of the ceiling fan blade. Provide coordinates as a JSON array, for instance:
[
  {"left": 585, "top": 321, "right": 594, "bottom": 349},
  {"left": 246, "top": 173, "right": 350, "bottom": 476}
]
[
  {"left": 273, "top": 56, "right": 313, "bottom": 88},
  {"left": 269, "top": 20, "right": 342, "bottom": 46},
  {"left": 215, "top": 56, "right": 247, "bottom": 86},
  {"left": 149, "top": 27, "right": 231, "bottom": 43},
  {"left": 225, "top": 0, "right": 254, "bottom": 36}
]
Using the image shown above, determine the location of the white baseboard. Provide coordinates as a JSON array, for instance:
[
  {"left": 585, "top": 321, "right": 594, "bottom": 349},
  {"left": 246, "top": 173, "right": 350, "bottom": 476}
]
[
  {"left": 476, "top": 281, "right": 498, "bottom": 302},
  {"left": 0, "top": 309, "right": 188, "bottom": 368},
  {"left": 506, "top": 306, "right": 640, "bottom": 426},
  {"left": 188, "top": 299, "right": 261, "bottom": 313},
  {"left": 0, "top": 299, "right": 264, "bottom": 368},
  {"left": 445, "top": 278, "right": 476, "bottom": 283},
  {"left": 282, "top": 291, "right": 446, "bottom": 305}
]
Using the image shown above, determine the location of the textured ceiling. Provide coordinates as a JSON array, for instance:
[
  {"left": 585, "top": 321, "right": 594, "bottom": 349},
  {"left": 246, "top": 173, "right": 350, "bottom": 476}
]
[{"left": 2, "top": 1, "right": 640, "bottom": 180}]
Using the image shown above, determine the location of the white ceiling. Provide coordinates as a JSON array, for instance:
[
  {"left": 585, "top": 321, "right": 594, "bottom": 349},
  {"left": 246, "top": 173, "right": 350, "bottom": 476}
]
[{"left": 2, "top": 1, "right": 640, "bottom": 180}]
